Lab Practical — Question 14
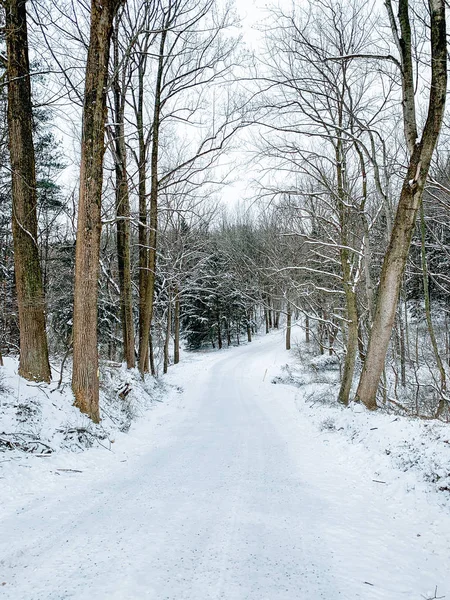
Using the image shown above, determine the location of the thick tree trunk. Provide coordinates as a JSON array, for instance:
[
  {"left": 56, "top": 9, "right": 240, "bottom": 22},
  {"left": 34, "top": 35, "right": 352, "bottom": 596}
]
[
  {"left": 5, "top": 0, "right": 51, "bottom": 383},
  {"left": 113, "top": 26, "right": 135, "bottom": 369},
  {"left": 286, "top": 301, "right": 291, "bottom": 351},
  {"left": 72, "top": 0, "right": 122, "bottom": 422},
  {"left": 355, "top": 0, "right": 447, "bottom": 410}
]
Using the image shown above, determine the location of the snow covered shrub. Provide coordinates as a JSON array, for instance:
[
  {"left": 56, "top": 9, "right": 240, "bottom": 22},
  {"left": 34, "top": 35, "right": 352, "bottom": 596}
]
[
  {"left": 303, "top": 385, "right": 338, "bottom": 405},
  {"left": 272, "top": 363, "right": 306, "bottom": 387},
  {"left": 15, "top": 397, "right": 41, "bottom": 424},
  {"left": 309, "top": 354, "right": 340, "bottom": 372}
]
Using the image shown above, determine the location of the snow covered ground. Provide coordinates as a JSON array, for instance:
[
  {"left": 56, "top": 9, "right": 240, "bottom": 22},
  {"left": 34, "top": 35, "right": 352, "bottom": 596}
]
[{"left": 1, "top": 331, "right": 449, "bottom": 599}]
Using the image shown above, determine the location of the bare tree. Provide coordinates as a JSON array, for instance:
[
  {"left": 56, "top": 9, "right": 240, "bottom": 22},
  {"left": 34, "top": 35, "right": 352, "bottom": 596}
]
[
  {"left": 254, "top": 0, "right": 390, "bottom": 404},
  {"left": 355, "top": 0, "right": 447, "bottom": 409},
  {"left": 110, "top": 12, "right": 136, "bottom": 369},
  {"left": 72, "top": 0, "right": 124, "bottom": 422},
  {"left": 138, "top": 0, "right": 242, "bottom": 374}
]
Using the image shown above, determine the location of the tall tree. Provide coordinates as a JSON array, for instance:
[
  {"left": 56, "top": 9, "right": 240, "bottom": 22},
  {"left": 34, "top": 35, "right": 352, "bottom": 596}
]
[
  {"left": 137, "top": 7, "right": 167, "bottom": 374},
  {"left": 4, "top": 0, "right": 51, "bottom": 383},
  {"left": 72, "top": 0, "right": 124, "bottom": 422},
  {"left": 355, "top": 0, "right": 447, "bottom": 409},
  {"left": 111, "top": 17, "right": 135, "bottom": 368}
]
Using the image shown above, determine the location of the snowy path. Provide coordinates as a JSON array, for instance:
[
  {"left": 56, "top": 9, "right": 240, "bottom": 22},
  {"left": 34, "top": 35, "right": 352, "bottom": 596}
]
[{"left": 1, "top": 332, "right": 449, "bottom": 599}]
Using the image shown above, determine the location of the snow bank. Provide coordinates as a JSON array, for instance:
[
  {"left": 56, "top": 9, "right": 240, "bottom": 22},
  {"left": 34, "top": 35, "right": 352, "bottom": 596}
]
[
  {"left": 273, "top": 351, "right": 450, "bottom": 504},
  {"left": 0, "top": 356, "right": 163, "bottom": 455}
]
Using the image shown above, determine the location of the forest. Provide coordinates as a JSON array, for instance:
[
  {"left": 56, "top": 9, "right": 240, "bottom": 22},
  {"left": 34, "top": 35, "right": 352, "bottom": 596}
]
[{"left": 1, "top": 0, "right": 449, "bottom": 423}]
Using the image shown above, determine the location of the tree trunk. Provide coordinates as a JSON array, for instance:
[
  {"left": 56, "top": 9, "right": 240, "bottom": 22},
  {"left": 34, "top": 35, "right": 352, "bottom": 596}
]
[
  {"left": 286, "top": 301, "right": 291, "bottom": 350},
  {"left": 318, "top": 317, "right": 325, "bottom": 355},
  {"left": 113, "top": 24, "right": 135, "bottom": 369},
  {"left": 446, "top": 313, "right": 449, "bottom": 367},
  {"left": 138, "top": 26, "right": 167, "bottom": 374},
  {"left": 355, "top": 0, "right": 447, "bottom": 410},
  {"left": 305, "top": 314, "right": 310, "bottom": 343},
  {"left": 149, "top": 332, "right": 156, "bottom": 377},
  {"left": 335, "top": 124, "right": 358, "bottom": 406},
  {"left": 338, "top": 280, "right": 359, "bottom": 406},
  {"left": 398, "top": 295, "right": 407, "bottom": 387},
  {"left": 163, "top": 294, "right": 171, "bottom": 374},
  {"left": 217, "top": 311, "right": 222, "bottom": 350},
  {"left": 136, "top": 53, "right": 149, "bottom": 373},
  {"left": 72, "top": 0, "right": 123, "bottom": 422},
  {"left": 274, "top": 302, "right": 279, "bottom": 328},
  {"left": 5, "top": 0, "right": 51, "bottom": 383},
  {"left": 420, "top": 202, "right": 446, "bottom": 416},
  {"left": 357, "top": 318, "right": 366, "bottom": 364},
  {"left": 174, "top": 288, "right": 180, "bottom": 364},
  {"left": 247, "top": 315, "right": 252, "bottom": 343},
  {"left": 264, "top": 307, "right": 269, "bottom": 334}
]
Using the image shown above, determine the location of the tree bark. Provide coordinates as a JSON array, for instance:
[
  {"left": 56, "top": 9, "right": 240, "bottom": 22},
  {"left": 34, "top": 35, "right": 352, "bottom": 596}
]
[
  {"left": 113, "top": 23, "right": 135, "bottom": 369},
  {"left": 273, "top": 301, "right": 279, "bottom": 329},
  {"left": 163, "top": 292, "right": 171, "bottom": 374},
  {"left": 305, "top": 314, "right": 310, "bottom": 343},
  {"left": 217, "top": 312, "right": 223, "bottom": 350},
  {"left": 268, "top": 298, "right": 273, "bottom": 329},
  {"left": 355, "top": 0, "right": 447, "bottom": 410},
  {"left": 174, "top": 287, "right": 180, "bottom": 364},
  {"left": 72, "top": 0, "right": 123, "bottom": 422},
  {"left": 149, "top": 332, "right": 156, "bottom": 376},
  {"left": 286, "top": 301, "right": 291, "bottom": 350},
  {"left": 5, "top": 0, "right": 51, "bottom": 383},
  {"left": 264, "top": 307, "right": 269, "bottom": 334}
]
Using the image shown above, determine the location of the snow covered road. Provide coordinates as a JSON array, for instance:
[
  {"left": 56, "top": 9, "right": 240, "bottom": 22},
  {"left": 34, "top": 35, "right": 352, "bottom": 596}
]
[{"left": 1, "top": 332, "right": 449, "bottom": 599}]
